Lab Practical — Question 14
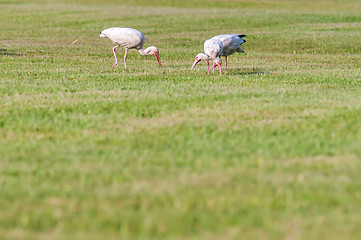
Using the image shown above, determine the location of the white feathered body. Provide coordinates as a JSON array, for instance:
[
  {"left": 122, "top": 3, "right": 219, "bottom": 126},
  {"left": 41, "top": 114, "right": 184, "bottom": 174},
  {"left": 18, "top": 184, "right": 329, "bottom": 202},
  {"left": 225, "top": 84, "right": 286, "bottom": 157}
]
[
  {"left": 204, "top": 39, "right": 223, "bottom": 59},
  {"left": 211, "top": 34, "right": 246, "bottom": 56},
  {"left": 100, "top": 27, "right": 145, "bottom": 50}
]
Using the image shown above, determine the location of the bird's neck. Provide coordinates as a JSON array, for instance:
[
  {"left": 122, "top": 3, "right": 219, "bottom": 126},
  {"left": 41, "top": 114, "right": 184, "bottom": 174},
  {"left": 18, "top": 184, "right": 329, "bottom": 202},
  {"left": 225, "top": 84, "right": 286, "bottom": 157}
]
[
  {"left": 138, "top": 48, "right": 151, "bottom": 56},
  {"left": 200, "top": 53, "right": 210, "bottom": 60}
]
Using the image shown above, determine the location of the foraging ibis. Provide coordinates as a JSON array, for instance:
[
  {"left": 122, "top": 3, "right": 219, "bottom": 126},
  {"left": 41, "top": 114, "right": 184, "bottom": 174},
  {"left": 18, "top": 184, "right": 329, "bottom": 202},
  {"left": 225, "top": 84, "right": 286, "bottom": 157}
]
[
  {"left": 99, "top": 27, "right": 162, "bottom": 69},
  {"left": 211, "top": 34, "right": 246, "bottom": 70},
  {"left": 191, "top": 39, "right": 223, "bottom": 75}
]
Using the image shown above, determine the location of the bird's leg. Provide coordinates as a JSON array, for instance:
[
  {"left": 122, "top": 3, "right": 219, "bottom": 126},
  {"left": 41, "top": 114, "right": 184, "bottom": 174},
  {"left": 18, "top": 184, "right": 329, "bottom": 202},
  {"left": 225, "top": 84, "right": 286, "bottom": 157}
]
[
  {"left": 112, "top": 45, "right": 120, "bottom": 67},
  {"left": 207, "top": 59, "right": 210, "bottom": 74},
  {"left": 212, "top": 62, "right": 216, "bottom": 74},
  {"left": 123, "top": 49, "right": 128, "bottom": 69},
  {"left": 225, "top": 56, "right": 228, "bottom": 71},
  {"left": 218, "top": 63, "right": 222, "bottom": 76}
]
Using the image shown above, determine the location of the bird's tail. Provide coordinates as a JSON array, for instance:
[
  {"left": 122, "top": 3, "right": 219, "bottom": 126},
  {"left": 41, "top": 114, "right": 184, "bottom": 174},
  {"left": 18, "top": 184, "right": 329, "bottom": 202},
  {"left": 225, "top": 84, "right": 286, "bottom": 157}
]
[
  {"left": 238, "top": 34, "right": 246, "bottom": 45},
  {"left": 237, "top": 48, "right": 245, "bottom": 53}
]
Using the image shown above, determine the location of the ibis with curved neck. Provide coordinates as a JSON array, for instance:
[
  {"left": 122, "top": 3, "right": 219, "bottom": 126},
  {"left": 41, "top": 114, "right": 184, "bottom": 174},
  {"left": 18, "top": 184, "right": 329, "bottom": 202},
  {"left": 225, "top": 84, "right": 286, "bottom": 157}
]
[
  {"left": 211, "top": 34, "right": 246, "bottom": 70},
  {"left": 191, "top": 39, "right": 223, "bottom": 75},
  {"left": 99, "top": 27, "right": 162, "bottom": 69}
]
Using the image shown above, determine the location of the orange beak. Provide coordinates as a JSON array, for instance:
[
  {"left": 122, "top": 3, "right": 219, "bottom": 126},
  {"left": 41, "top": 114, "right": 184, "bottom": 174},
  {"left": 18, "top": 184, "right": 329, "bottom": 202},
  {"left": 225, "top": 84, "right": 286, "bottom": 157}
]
[
  {"left": 191, "top": 58, "right": 201, "bottom": 70},
  {"left": 153, "top": 51, "right": 162, "bottom": 67},
  {"left": 217, "top": 62, "right": 222, "bottom": 75}
]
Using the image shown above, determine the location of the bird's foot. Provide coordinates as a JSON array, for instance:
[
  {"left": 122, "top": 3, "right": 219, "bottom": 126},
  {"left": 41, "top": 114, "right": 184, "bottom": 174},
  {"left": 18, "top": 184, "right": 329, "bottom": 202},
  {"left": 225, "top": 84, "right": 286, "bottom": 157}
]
[{"left": 113, "top": 62, "right": 119, "bottom": 68}]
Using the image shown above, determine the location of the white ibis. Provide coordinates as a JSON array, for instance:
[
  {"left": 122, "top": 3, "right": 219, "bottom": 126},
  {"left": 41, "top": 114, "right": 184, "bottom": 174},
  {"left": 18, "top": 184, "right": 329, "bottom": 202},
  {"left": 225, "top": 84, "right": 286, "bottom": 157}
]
[
  {"left": 191, "top": 39, "right": 223, "bottom": 75},
  {"left": 211, "top": 34, "right": 246, "bottom": 70},
  {"left": 99, "top": 27, "right": 162, "bottom": 69}
]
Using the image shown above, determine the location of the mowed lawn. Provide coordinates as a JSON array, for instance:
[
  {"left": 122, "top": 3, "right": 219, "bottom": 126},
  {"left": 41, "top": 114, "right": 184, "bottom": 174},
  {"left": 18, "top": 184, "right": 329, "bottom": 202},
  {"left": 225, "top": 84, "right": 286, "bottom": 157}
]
[{"left": 1, "top": 0, "right": 361, "bottom": 239}]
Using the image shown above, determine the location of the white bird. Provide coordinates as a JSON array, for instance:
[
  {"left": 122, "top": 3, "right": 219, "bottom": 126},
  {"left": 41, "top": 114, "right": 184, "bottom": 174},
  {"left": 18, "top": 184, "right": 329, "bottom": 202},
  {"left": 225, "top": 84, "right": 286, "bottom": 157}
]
[
  {"left": 191, "top": 39, "right": 223, "bottom": 75},
  {"left": 211, "top": 34, "right": 246, "bottom": 70},
  {"left": 99, "top": 27, "right": 162, "bottom": 69}
]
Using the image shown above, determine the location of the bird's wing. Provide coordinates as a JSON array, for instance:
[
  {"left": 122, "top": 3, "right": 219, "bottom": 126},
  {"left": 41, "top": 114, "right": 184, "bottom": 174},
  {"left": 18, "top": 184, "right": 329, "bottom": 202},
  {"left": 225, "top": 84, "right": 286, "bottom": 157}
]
[
  {"left": 101, "top": 28, "right": 145, "bottom": 49},
  {"left": 211, "top": 35, "right": 235, "bottom": 56},
  {"left": 212, "top": 34, "right": 233, "bottom": 41},
  {"left": 212, "top": 35, "right": 233, "bottom": 54},
  {"left": 234, "top": 34, "right": 246, "bottom": 53},
  {"left": 212, "top": 34, "right": 246, "bottom": 45},
  {"left": 216, "top": 34, "right": 246, "bottom": 55},
  {"left": 237, "top": 47, "right": 245, "bottom": 53},
  {"left": 237, "top": 34, "right": 246, "bottom": 45}
]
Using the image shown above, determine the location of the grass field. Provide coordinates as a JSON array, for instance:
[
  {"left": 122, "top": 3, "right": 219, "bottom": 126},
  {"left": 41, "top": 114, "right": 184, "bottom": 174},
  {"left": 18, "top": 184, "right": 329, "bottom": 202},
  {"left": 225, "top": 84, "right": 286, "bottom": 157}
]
[{"left": 1, "top": 0, "right": 361, "bottom": 239}]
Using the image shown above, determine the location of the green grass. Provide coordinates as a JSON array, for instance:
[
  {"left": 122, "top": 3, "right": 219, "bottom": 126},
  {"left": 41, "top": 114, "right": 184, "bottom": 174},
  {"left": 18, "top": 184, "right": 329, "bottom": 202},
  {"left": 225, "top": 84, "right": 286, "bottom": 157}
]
[{"left": 1, "top": 0, "right": 361, "bottom": 239}]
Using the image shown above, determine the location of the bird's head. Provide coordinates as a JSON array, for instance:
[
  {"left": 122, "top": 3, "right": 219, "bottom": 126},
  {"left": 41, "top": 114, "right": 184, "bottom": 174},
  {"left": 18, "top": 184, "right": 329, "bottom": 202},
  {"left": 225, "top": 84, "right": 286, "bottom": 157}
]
[
  {"left": 146, "top": 46, "right": 162, "bottom": 67},
  {"left": 191, "top": 53, "right": 209, "bottom": 70},
  {"left": 99, "top": 31, "right": 106, "bottom": 38}
]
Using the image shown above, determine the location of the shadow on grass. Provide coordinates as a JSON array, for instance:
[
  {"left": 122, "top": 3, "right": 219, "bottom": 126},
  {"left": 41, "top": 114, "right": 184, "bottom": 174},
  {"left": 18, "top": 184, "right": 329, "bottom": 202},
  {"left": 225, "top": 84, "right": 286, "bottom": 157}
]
[
  {"left": 226, "top": 67, "right": 270, "bottom": 76},
  {"left": 0, "top": 49, "right": 22, "bottom": 56}
]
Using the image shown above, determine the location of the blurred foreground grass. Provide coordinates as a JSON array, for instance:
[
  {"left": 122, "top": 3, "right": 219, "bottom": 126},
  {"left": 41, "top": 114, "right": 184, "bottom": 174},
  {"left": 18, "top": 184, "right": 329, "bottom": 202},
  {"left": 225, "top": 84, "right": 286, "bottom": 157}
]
[{"left": 0, "top": 0, "right": 361, "bottom": 239}]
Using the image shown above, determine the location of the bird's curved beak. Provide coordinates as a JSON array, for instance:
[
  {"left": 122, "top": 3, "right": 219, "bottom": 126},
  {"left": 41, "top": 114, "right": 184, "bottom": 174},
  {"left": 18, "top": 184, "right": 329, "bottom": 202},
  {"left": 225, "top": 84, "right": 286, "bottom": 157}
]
[
  {"left": 153, "top": 51, "right": 162, "bottom": 67},
  {"left": 191, "top": 58, "right": 201, "bottom": 70},
  {"left": 217, "top": 62, "right": 222, "bottom": 76}
]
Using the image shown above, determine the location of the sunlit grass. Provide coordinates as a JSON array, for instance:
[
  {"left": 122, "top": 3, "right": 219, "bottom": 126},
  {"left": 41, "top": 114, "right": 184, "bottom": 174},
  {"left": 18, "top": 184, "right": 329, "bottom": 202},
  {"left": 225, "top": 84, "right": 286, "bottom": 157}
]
[{"left": 0, "top": 0, "right": 361, "bottom": 239}]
